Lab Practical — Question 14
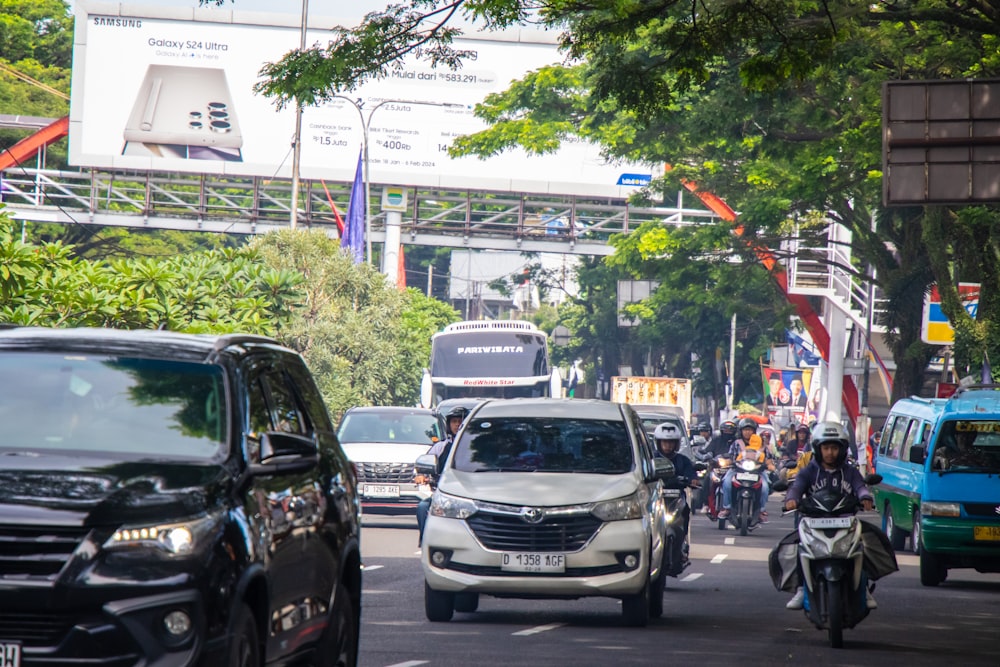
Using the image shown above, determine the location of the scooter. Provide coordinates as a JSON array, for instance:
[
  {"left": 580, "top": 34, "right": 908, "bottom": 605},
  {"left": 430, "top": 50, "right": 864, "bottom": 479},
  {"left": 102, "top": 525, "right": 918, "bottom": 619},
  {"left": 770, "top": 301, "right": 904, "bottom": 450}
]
[
  {"left": 730, "top": 458, "right": 766, "bottom": 536},
  {"left": 661, "top": 465, "right": 705, "bottom": 577},
  {"left": 786, "top": 479, "right": 883, "bottom": 648},
  {"left": 705, "top": 454, "right": 733, "bottom": 530}
]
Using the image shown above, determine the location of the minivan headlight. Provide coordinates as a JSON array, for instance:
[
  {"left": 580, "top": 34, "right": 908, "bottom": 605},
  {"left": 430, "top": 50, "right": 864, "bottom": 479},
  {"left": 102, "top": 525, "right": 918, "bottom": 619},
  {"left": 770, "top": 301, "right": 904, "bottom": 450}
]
[
  {"left": 429, "top": 491, "right": 478, "bottom": 519},
  {"left": 592, "top": 493, "right": 643, "bottom": 521},
  {"left": 921, "top": 502, "right": 961, "bottom": 517},
  {"left": 104, "top": 511, "right": 223, "bottom": 556}
]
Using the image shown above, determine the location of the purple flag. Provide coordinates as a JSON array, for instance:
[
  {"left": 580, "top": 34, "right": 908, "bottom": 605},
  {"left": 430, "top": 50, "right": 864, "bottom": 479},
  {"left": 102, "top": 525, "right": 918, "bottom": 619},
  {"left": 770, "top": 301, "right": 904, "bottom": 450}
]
[{"left": 341, "top": 148, "right": 365, "bottom": 264}]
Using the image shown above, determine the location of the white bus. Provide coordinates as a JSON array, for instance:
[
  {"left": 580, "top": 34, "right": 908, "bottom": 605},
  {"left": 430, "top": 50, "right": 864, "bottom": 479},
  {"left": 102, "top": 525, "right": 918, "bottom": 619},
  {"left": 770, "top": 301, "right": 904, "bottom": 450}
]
[{"left": 420, "top": 320, "right": 563, "bottom": 407}]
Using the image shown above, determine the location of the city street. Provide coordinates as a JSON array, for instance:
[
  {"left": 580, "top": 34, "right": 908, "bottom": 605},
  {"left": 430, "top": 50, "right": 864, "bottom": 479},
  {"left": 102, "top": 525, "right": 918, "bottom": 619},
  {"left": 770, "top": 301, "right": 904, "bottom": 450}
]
[{"left": 357, "top": 498, "right": 1000, "bottom": 667}]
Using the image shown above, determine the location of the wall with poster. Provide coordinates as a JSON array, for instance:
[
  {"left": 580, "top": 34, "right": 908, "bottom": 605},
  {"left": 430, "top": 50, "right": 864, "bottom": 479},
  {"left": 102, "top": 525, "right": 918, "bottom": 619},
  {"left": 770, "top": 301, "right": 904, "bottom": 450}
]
[{"left": 70, "top": 3, "right": 654, "bottom": 197}]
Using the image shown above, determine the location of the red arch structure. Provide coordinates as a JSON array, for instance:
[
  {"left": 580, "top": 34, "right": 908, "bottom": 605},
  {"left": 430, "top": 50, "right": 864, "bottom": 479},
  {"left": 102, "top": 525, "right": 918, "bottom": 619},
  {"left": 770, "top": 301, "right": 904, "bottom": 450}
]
[{"left": 682, "top": 184, "right": 860, "bottom": 426}]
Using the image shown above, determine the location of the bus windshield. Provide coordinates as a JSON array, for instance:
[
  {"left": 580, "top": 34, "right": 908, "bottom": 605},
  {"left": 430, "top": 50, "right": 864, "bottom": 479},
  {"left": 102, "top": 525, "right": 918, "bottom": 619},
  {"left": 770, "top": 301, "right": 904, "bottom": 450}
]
[
  {"left": 431, "top": 332, "right": 548, "bottom": 379},
  {"left": 932, "top": 420, "right": 1000, "bottom": 473}
]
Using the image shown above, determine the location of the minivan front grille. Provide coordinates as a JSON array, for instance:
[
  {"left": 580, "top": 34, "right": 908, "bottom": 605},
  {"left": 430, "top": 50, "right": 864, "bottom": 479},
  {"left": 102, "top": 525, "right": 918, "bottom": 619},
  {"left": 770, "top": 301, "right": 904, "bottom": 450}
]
[
  {"left": 355, "top": 462, "right": 415, "bottom": 485},
  {"left": 964, "top": 502, "right": 1000, "bottom": 518},
  {"left": 0, "top": 525, "right": 89, "bottom": 580},
  {"left": 467, "top": 512, "right": 602, "bottom": 552}
]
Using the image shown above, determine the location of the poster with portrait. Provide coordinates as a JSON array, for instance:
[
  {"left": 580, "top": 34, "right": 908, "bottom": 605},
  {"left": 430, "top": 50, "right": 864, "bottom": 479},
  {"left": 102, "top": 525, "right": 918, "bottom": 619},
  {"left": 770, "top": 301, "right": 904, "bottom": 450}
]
[{"left": 762, "top": 367, "right": 818, "bottom": 424}]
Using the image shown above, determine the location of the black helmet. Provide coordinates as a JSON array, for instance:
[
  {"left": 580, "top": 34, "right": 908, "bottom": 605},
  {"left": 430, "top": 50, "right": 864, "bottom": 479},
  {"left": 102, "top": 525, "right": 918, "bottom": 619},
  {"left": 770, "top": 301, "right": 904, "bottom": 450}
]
[
  {"left": 695, "top": 421, "right": 712, "bottom": 433},
  {"left": 810, "top": 421, "right": 850, "bottom": 466},
  {"left": 445, "top": 406, "right": 469, "bottom": 421},
  {"left": 720, "top": 420, "right": 737, "bottom": 433},
  {"left": 738, "top": 417, "right": 758, "bottom": 433}
]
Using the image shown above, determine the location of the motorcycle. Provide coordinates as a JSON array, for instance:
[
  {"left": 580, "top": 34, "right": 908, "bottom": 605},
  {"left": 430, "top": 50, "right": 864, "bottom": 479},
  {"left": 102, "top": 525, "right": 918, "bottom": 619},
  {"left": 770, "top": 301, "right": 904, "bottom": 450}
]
[
  {"left": 785, "top": 478, "right": 885, "bottom": 648},
  {"left": 689, "top": 437, "right": 711, "bottom": 511},
  {"left": 661, "top": 465, "right": 705, "bottom": 577},
  {"left": 730, "top": 458, "right": 766, "bottom": 536},
  {"left": 705, "top": 454, "right": 733, "bottom": 530}
]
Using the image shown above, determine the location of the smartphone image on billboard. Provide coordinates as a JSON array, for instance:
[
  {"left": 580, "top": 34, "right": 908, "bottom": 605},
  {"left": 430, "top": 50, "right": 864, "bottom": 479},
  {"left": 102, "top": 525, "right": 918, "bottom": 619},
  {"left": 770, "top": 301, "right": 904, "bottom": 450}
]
[{"left": 122, "top": 65, "right": 243, "bottom": 161}]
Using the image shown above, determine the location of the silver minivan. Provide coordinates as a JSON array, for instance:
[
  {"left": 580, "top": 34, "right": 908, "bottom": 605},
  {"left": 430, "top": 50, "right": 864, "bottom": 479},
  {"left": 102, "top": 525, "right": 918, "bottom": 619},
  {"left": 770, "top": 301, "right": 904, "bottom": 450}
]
[{"left": 417, "top": 398, "right": 676, "bottom": 626}]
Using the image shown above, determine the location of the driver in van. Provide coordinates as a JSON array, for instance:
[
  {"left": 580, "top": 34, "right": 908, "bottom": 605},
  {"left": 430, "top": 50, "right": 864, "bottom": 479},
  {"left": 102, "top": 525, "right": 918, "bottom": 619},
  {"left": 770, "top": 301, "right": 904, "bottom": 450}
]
[{"left": 936, "top": 429, "right": 991, "bottom": 470}]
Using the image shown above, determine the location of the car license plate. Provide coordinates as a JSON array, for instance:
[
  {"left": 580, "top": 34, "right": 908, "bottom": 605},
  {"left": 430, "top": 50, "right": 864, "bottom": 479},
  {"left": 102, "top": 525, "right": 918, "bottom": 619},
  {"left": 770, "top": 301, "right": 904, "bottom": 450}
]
[
  {"left": 0, "top": 643, "right": 21, "bottom": 667},
  {"left": 362, "top": 484, "right": 400, "bottom": 498},
  {"left": 735, "top": 472, "right": 759, "bottom": 482},
  {"left": 662, "top": 489, "right": 682, "bottom": 498},
  {"left": 973, "top": 525, "right": 1000, "bottom": 541},
  {"left": 809, "top": 517, "right": 853, "bottom": 529},
  {"left": 500, "top": 552, "right": 565, "bottom": 573}
]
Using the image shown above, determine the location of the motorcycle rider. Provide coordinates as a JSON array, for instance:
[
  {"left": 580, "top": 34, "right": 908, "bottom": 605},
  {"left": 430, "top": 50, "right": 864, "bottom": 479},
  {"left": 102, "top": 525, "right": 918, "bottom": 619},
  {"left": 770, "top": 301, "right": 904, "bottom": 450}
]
[
  {"left": 702, "top": 419, "right": 737, "bottom": 516},
  {"left": 719, "top": 418, "right": 773, "bottom": 523},
  {"left": 778, "top": 423, "right": 811, "bottom": 483},
  {"left": 653, "top": 422, "right": 698, "bottom": 537},
  {"left": 783, "top": 421, "right": 878, "bottom": 610},
  {"left": 416, "top": 405, "right": 468, "bottom": 542}
]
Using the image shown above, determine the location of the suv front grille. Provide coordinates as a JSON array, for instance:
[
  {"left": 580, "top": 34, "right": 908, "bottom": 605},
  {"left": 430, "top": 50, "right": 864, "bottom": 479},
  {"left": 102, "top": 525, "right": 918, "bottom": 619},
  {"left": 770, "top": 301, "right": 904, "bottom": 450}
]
[
  {"left": 355, "top": 462, "right": 415, "bottom": 485},
  {"left": 467, "top": 512, "right": 602, "bottom": 552},
  {"left": 0, "top": 525, "right": 90, "bottom": 580},
  {"left": 0, "top": 612, "right": 77, "bottom": 646}
]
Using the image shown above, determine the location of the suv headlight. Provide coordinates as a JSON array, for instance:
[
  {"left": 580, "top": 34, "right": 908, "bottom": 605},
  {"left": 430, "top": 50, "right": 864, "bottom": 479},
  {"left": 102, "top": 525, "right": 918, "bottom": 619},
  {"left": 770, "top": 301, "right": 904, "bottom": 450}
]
[
  {"left": 592, "top": 493, "right": 643, "bottom": 521},
  {"left": 429, "top": 491, "right": 478, "bottom": 519},
  {"left": 104, "top": 511, "right": 223, "bottom": 556}
]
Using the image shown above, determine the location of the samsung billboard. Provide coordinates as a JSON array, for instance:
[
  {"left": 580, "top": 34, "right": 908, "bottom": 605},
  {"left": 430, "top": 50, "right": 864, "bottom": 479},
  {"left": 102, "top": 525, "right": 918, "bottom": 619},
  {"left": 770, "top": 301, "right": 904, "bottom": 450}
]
[{"left": 70, "top": 3, "right": 653, "bottom": 197}]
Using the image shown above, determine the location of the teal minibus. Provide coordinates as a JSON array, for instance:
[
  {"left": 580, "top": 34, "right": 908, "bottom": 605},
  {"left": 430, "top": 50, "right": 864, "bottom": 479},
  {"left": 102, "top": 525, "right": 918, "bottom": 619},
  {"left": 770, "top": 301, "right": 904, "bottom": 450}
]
[{"left": 873, "top": 388, "right": 1000, "bottom": 586}]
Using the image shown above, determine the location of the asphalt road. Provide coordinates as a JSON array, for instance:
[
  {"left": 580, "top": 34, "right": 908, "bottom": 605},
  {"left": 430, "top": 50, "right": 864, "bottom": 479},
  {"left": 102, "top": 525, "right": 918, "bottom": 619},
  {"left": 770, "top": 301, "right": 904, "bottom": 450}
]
[{"left": 356, "top": 497, "right": 1000, "bottom": 667}]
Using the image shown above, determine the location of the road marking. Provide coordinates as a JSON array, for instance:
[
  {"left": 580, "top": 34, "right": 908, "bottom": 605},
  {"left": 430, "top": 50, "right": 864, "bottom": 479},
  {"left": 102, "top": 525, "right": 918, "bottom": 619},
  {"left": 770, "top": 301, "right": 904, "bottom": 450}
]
[
  {"left": 362, "top": 564, "right": 384, "bottom": 571},
  {"left": 513, "top": 623, "right": 566, "bottom": 636},
  {"left": 710, "top": 554, "right": 728, "bottom": 564},
  {"left": 724, "top": 537, "right": 735, "bottom": 545},
  {"left": 680, "top": 573, "right": 703, "bottom": 582},
  {"left": 384, "top": 661, "right": 429, "bottom": 667}
]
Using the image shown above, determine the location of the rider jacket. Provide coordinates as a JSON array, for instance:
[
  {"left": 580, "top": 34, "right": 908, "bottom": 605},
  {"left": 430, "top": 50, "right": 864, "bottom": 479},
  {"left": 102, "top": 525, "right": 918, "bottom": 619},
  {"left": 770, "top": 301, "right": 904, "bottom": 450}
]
[
  {"left": 657, "top": 451, "right": 697, "bottom": 481},
  {"left": 785, "top": 460, "right": 873, "bottom": 505}
]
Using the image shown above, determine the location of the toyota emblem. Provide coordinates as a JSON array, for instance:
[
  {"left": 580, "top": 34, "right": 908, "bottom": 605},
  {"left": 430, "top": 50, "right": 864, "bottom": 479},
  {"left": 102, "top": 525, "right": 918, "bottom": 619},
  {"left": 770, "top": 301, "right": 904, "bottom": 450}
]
[{"left": 520, "top": 507, "right": 545, "bottom": 524}]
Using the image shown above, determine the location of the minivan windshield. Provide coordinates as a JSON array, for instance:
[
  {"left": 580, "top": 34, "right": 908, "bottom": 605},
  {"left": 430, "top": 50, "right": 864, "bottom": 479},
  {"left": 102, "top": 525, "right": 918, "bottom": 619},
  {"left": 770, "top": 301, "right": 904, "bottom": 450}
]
[
  {"left": 932, "top": 420, "right": 1000, "bottom": 473},
  {"left": 0, "top": 352, "right": 226, "bottom": 459},
  {"left": 452, "top": 416, "right": 633, "bottom": 473}
]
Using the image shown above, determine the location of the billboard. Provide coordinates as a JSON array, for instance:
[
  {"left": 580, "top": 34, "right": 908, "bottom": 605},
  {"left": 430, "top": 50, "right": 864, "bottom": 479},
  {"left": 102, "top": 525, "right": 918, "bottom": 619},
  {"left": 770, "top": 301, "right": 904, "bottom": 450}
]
[
  {"left": 70, "top": 4, "right": 654, "bottom": 197},
  {"left": 921, "top": 282, "right": 980, "bottom": 345}
]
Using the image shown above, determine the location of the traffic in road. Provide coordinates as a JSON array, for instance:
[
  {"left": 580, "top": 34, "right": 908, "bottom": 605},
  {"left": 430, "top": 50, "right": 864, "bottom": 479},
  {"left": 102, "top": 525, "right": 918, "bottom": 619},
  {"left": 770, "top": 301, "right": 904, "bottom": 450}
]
[{"left": 357, "top": 499, "right": 1000, "bottom": 667}]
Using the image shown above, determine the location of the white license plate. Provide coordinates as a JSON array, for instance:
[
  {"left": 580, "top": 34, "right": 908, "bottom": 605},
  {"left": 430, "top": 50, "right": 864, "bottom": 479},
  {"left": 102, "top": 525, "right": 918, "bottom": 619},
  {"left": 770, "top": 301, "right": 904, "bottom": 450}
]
[
  {"left": 0, "top": 643, "right": 21, "bottom": 667},
  {"left": 500, "top": 552, "right": 566, "bottom": 573},
  {"left": 362, "top": 484, "right": 400, "bottom": 498},
  {"left": 662, "top": 489, "right": 682, "bottom": 498},
  {"left": 735, "top": 472, "right": 759, "bottom": 482},
  {"left": 808, "top": 517, "right": 853, "bottom": 529}
]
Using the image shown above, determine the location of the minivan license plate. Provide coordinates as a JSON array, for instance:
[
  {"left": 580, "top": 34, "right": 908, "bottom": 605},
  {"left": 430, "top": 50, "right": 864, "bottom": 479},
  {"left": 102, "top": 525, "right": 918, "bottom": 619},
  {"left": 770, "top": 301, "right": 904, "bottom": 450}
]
[
  {"left": 0, "top": 642, "right": 21, "bottom": 667},
  {"left": 501, "top": 553, "right": 565, "bottom": 573},
  {"left": 973, "top": 525, "right": 1000, "bottom": 541}
]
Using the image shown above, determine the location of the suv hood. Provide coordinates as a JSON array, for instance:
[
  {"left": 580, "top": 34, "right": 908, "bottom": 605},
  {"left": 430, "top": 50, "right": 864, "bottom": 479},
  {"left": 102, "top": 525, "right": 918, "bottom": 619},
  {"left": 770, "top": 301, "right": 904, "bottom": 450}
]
[
  {"left": 439, "top": 469, "right": 641, "bottom": 506},
  {"left": 0, "top": 451, "right": 229, "bottom": 526},
  {"left": 341, "top": 441, "right": 432, "bottom": 463}
]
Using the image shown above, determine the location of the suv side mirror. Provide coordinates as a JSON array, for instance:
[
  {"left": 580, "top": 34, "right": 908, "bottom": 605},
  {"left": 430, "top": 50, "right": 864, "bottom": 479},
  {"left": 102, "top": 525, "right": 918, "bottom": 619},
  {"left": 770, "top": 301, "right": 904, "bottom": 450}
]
[
  {"left": 908, "top": 445, "right": 926, "bottom": 465},
  {"left": 250, "top": 432, "right": 319, "bottom": 476}
]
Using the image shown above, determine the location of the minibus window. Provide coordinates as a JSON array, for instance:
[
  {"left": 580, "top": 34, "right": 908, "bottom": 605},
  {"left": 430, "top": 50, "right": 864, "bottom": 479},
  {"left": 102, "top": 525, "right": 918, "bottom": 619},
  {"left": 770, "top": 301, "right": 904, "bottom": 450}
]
[
  {"left": 900, "top": 421, "right": 925, "bottom": 462},
  {"left": 879, "top": 417, "right": 895, "bottom": 457},
  {"left": 932, "top": 421, "right": 1000, "bottom": 472},
  {"left": 887, "top": 417, "right": 910, "bottom": 460}
]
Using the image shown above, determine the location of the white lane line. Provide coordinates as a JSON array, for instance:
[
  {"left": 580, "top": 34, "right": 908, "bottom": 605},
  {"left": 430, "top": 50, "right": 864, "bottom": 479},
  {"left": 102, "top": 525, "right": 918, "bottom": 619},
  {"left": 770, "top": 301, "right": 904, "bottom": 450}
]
[
  {"left": 362, "top": 564, "right": 384, "bottom": 571},
  {"left": 724, "top": 537, "right": 735, "bottom": 545},
  {"left": 513, "top": 623, "right": 566, "bottom": 636},
  {"left": 710, "top": 554, "right": 728, "bottom": 564},
  {"left": 384, "top": 661, "right": 430, "bottom": 667},
  {"left": 680, "top": 572, "right": 703, "bottom": 582}
]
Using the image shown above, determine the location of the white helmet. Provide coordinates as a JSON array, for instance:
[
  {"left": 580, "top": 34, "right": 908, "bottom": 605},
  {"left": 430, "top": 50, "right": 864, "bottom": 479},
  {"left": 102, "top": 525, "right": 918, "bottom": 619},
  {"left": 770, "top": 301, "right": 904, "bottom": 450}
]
[{"left": 653, "top": 423, "right": 683, "bottom": 441}]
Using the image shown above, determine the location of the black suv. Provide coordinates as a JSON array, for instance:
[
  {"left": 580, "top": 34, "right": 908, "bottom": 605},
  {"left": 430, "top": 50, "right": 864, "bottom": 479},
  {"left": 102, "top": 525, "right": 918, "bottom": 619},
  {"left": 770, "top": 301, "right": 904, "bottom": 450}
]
[{"left": 0, "top": 327, "right": 361, "bottom": 667}]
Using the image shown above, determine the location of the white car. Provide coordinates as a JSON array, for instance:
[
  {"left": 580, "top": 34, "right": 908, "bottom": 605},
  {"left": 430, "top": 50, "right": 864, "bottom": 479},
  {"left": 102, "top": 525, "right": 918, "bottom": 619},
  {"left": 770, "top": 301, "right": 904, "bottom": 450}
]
[
  {"left": 417, "top": 398, "right": 676, "bottom": 626},
  {"left": 337, "top": 406, "right": 447, "bottom": 507}
]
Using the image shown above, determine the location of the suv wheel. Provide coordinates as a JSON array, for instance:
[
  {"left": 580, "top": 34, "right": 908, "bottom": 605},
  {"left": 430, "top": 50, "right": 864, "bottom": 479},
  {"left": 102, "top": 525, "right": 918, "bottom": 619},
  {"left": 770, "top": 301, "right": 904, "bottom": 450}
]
[
  {"left": 424, "top": 583, "right": 455, "bottom": 622},
  {"left": 224, "top": 603, "right": 260, "bottom": 667},
  {"left": 309, "top": 582, "right": 358, "bottom": 667},
  {"left": 621, "top": 579, "right": 651, "bottom": 627}
]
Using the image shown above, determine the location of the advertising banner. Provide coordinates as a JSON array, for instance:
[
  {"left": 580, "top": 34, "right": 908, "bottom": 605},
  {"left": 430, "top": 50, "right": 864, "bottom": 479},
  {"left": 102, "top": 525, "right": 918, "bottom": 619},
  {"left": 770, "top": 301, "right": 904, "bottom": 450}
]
[
  {"left": 921, "top": 282, "right": 980, "bottom": 345},
  {"left": 762, "top": 367, "right": 820, "bottom": 425},
  {"left": 70, "top": 6, "right": 654, "bottom": 197}
]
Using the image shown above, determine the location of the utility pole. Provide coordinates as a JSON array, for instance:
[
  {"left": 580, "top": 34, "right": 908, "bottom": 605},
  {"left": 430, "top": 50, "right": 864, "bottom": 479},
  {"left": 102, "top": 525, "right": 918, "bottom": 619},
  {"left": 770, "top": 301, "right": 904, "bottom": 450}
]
[
  {"left": 289, "top": 0, "right": 308, "bottom": 229},
  {"left": 727, "top": 312, "right": 736, "bottom": 416},
  {"left": 426, "top": 264, "right": 433, "bottom": 298}
]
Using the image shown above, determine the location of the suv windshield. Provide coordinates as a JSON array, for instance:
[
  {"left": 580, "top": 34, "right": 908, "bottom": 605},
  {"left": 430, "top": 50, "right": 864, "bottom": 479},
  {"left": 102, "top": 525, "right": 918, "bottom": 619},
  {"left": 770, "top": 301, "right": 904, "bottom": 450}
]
[
  {"left": 338, "top": 411, "right": 444, "bottom": 445},
  {"left": 0, "top": 352, "right": 226, "bottom": 459},
  {"left": 452, "top": 416, "right": 633, "bottom": 473}
]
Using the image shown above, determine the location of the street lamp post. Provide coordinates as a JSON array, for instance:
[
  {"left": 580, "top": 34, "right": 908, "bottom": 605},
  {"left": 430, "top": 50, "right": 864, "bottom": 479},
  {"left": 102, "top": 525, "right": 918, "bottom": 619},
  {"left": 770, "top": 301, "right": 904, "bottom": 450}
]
[
  {"left": 331, "top": 96, "right": 462, "bottom": 266},
  {"left": 289, "top": 0, "right": 309, "bottom": 230}
]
